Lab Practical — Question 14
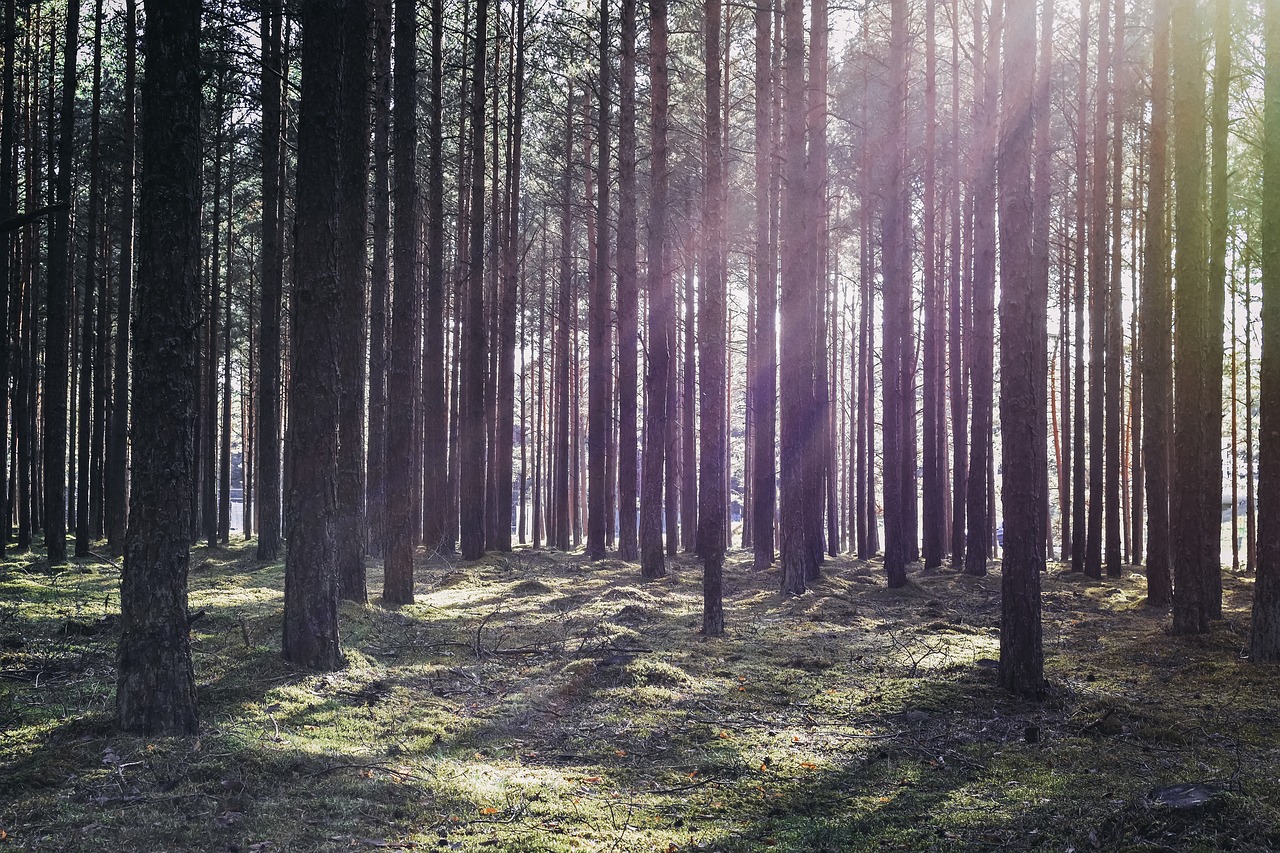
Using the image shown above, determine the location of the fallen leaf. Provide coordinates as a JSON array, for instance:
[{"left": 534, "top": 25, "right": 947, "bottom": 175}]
[
  {"left": 800, "top": 762, "right": 818, "bottom": 769},
  {"left": 479, "top": 807, "right": 500, "bottom": 815}
]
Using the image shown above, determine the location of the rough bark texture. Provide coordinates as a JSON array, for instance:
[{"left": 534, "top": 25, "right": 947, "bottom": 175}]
[
  {"left": 366, "top": 0, "right": 391, "bottom": 557},
  {"left": 337, "top": 0, "right": 371, "bottom": 603},
  {"left": 751, "top": 0, "right": 776, "bottom": 571},
  {"left": 965, "top": 0, "right": 999, "bottom": 578},
  {"left": 44, "top": 0, "right": 79, "bottom": 563},
  {"left": 998, "top": 0, "right": 1045, "bottom": 699},
  {"left": 616, "top": 0, "right": 639, "bottom": 562},
  {"left": 384, "top": 0, "right": 420, "bottom": 601},
  {"left": 460, "top": 0, "right": 490, "bottom": 561},
  {"left": 1170, "top": 0, "right": 1213, "bottom": 635},
  {"left": 421, "top": 0, "right": 447, "bottom": 553},
  {"left": 779, "top": 0, "right": 815, "bottom": 594},
  {"left": 586, "top": 0, "right": 612, "bottom": 561},
  {"left": 1252, "top": 0, "right": 1280, "bottom": 660},
  {"left": 257, "top": 0, "right": 284, "bottom": 563},
  {"left": 698, "top": 0, "right": 726, "bottom": 635},
  {"left": 882, "top": 0, "right": 909, "bottom": 588},
  {"left": 117, "top": 0, "right": 201, "bottom": 734},
  {"left": 639, "top": 0, "right": 670, "bottom": 578},
  {"left": 1142, "top": 0, "right": 1173, "bottom": 605},
  {"left": 283, "top": 0, "right": 346, "bottom": 671}
]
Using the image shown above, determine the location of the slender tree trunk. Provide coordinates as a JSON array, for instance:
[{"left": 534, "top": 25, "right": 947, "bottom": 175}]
[
  {"left": 104, "top": 0, "right": 135, "bottom": 557},
  {"left": 921, "top": 0, "right": 943, "bottom": 570},
  {"left": 1071, "top": 0, "right": 1090, "bottom": 573},
  {"left": 1171, "top": 0, "right": 1212, "bottom": 635},
  {"left": 998, "top": 0, "right": 1046, "bottom": 698},
  {"left": 752, "top": 0, "right": 776, "bottom": 570},
  {"left": 948, "top": 0, "right": 966, "bottom": 569},
  {"left": 1143, "top": 0, "right": 1172, "bottom": 604},
  {"left": 965, "top": 0, "right": 1000, "bottom": 578},
  {"left": 1205, "top": 0, "right": 1230, "bottom": 615},
  {"left": 43, "top": 0, "right": 80, "bottom": 563},
  {"left": 257, "top": 0, "right": 284, "bottom": 562},
  {"left": 336, "top": 0, "right": 370, "bottom": 602},
  {"left": 553, "top": 95, "right": 572, "bottom": 551},
  {"left": 384, "top": 0, "right": 421, "bottom": 601},
  {"left": 1251, "top": 0, "right": 1280, "bottom": 659},
  {"left": 366, "top": 0, "right": 391, "bottom": 558},
  {"left": 616, "top": 0, "right": 639, "bottom": 562},
  {"left": 585, "top": 0, "right": 612, "bottom": 561},
  {"left": 698, "top": 0, "right": 727, "bottom": 633},
  {"left": 681, "top": 266, "right": 698, "bottom": 552},
  {"left": 460, "top": 0, "right": 490, "bottom": 561}
]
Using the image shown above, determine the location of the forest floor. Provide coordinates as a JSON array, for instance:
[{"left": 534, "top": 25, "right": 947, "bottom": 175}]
[{"left": 2, "top": 540, "right": 1279, "bottom": 852}]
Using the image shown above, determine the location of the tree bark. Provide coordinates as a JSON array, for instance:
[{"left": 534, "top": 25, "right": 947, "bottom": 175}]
[
  {"left": 1143, "top": 0, "right": 1173, "bottom": 604},
  {"left": 998, "top": 0, "right": 1046, "bottom": 699},
  {"left": 283, "top": 0, "right": 347, "bottom": 670},
  {"left": 336, "top": 0, "right": 371, "bottom": 602},
  {"left": 1252, "top": 0, "right": 1280, "bottom": 659},
  {"left": 1170, "top": 0, "right": 1213, "bottom": 635},
  {"left": 384, "top": 0, "right": 421, "bottom": 601},
  {"left": 116, "top": 0, "right": 202, "bottom": 734},
  {"left": 257, "top": 0, "right": 284, "bottom": 562}
]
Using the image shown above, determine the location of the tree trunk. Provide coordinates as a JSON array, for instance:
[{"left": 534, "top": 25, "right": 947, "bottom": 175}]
[
  {"left": 698, "top": 0, "right": 727, "bottom": 634},
  {"left": 1252, "top": 0, "right": 1280, "bottom": 659},
  {"left": 1170, "top": 0, "right": 1212, "bottom": 635},
  {"left": 366, "top": 0, "right": 391, "bottom": 558},
  {"left": 998, "top": 0, "right": 1046, "bottom": 699},
  {"left": 336, "top": 0, "right": 371, "bottom": 602},
  {"left": 116, "top": 0, "right": 202, "bottom": 733},
  {"left": 1143, "top": 0, "right": 1173, "bottom": 604},
  {"left": 751, "top": 0, "right": 776, "bottom": 570},
  {"left": 460, "top": 0, "right": 489, "bottom": 561},
  {"left": 383, "top": 0, "right": 420, "bottom": 602},
  {"left": 617, "top": 0, "right": 639, "bottom": 562},
  {"left": 282, "top": 0, "right": 346, "bottom": 670},
  {"left": 44, "top": 0, "right": 79, "bottom": 564},
  {"left": 257, "top": 0, "right": 284, "bottom": 562}
]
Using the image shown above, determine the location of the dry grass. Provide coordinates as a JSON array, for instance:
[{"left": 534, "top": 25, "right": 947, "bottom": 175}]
[{"left": 1, "top": 539, "right": 1278, "bottom": 851}]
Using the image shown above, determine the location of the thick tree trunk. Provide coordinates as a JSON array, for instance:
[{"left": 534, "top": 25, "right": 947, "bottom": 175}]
[
  {"left": 116, "top": 0, "right": 202, "bottom": 734},
  {"left": 282, "top": 0, "right": 346, "bottom": 670}
]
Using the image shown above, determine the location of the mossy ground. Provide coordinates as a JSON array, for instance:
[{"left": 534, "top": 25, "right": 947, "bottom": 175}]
[{"left": 2, "top": 539, "right": 1278, "bottom": 851}]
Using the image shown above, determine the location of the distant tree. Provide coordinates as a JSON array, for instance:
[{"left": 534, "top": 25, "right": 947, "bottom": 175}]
[
  {"left": 751, "top": 0, "right": 776, "bottom": 571},
  {"left": 116, "top": 0, "right": 202, "bottom": 734},
  {"left": 616, "top": 0, "right": 639, "bottom": 562}
]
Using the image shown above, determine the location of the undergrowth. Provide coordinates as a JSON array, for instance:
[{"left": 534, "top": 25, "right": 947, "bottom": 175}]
[{"left": 1, "top": 539, "right": 1277, "bottom": 852}]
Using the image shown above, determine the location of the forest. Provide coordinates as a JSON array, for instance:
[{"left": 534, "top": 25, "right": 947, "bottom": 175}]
[{"left": 3, "top": 0, "right": 1280, "bottom": 848}]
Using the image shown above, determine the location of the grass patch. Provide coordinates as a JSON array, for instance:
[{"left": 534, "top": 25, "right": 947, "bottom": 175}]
[{"left": 1, "top": 543, "right": 1278, "bottom": 851}]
